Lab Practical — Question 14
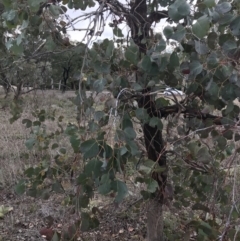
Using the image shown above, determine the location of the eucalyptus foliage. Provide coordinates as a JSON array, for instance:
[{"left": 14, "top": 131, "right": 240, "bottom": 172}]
[{"left": 1, "top": 0, "right": 240, "bottom": 240}]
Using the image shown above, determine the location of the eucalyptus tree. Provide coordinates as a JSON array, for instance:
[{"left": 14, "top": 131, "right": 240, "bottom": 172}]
[{"left": 2, "top": 0, "right": 240, "bottom": 240}]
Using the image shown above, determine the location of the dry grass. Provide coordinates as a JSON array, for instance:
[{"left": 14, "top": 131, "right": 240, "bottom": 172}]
[{"left": 0, "top": 90, "right": 78, "bottom": 187}]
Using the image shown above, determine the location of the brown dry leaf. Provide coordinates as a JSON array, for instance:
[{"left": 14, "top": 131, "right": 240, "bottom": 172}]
[
  {"left": 128, "top": 226, "right": 134, "bottom": 232},
  {"left": 119, "top": 228, "right": 124, "bottom": 233},
  {"left": 29, "top": 223, "right": 34, "bottom": 228},
  {"left": 39, "top": 228, "right": 54, "bottom": 241}
]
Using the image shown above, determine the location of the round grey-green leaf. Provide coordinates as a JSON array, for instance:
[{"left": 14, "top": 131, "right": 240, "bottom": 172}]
[{"left": 192, "top": 15, "right": 210, "bottom": 39}]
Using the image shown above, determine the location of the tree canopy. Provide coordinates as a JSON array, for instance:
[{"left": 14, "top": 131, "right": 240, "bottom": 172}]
[{"left": 1, "top": 0, "right": 240, "bottom": 240}]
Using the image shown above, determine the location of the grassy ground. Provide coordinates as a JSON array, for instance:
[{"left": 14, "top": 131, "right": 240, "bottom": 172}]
[{"left": 0, "top": 90, "right": 149, "bottom": 241}]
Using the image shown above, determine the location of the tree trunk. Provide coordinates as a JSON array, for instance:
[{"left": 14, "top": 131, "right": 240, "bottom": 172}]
[
  {"left": 138, "top": 94, "right": 167, "bottom": 241},
  {"left": 147, "top": 198, "right": 164, "bottom": 241}
]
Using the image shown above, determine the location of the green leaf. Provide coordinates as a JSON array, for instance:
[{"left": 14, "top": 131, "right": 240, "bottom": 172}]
[
  {"left": 159, "top": 56, "right": 168, "bottom": 72},
  {"left": 84, "top": 159, "right": 103, "bottom": 178},
  {"left": 126, "top": 140, "right": 140, "bottom": 156},
  {"left": 222, "top": 40, "right": 237, "bottom": 53},
  {"left": 61, "top": 5, "right": 68, "bottom": 13},
  {"left": 2, "top": 9, "right": 16, "bottom": 21},
  {"left": 192, "top": 15, "right": 210, "bottom": 39},
  {"left": 10, "top": 42, "right": 24, "bottom": 56},
  {"left": 77, "top": 173, "right": 88, "bottom": 185},
  {"left": 124, "top": 127, "right": 136, "bottom": 140},
  {"left": 207, "top": 53, "right": 219, "bottom": 69},
  {"left": 88, "top": 0, "right": 96, "bottom": 7},
  {"left": 135, "top": 108, "right": 149, "bottom": 122},
  {"left": 80, "top": 139, "right": 99, "bottom": 159},
  {"left": 51, "top": 232, "right": 60, "bottom": 241},
  {"left": 28, "top": 0, "right": 39, "bottom": 10},
  {"left": 141, "top": 56, "right": 152, "bottom": 71},
  {"left": 98, "top": 174, "right": 111, "bottom": 195},
  {"left": 138, "top": 159, "right": 155, "bottom": 175},
  {"left": 215, "top": 2, "right": 232, "bottom": 14},
  {"left": 195, "top": 40, "right": 209, "bottom": 55},
  {"left": 113, "top": 27, "right": 124, "bottom": 37},
  {"left": 199, "top": 221, "right": 213, "bottom": 235},
  {"left": 44, "top": 37, "right": 57, "bottom": 51},
  {"left": 168, "top": 0, "right": 190, "bottom": 21},
  {"left": 112, "top": 180, "right": 128, "bottom": 203},
  {"left": 214, "top": 65, "right": 231, "bottom": 81},
  {"left": 81, "top": 212, "right": 90, "bottom": 231},
  {"left": 93, "top": 78, "right": 107, "bottom": 93},
  {"left": 125, "top": 44, "right": 138, "bottom": 65},
  {"left": 171, "top": 24, "right": 186, "bottom": 42},
  {"left": 235, "top": 133, "right": 240, "bottom": 142},
  {"left": 218, "top": 13, "right": 234, "bottom": 26},
  {"left": 52, "top": 182, "right": 64, "bottom": 193},
  {"left": 207, "top": 32, "right": 218, "bottom": 49},
  {"left": 147, "top": 80, "right": 156, "bottom": 87},
  {"left": 49, "top": 4, "right": 61, "bottom": 16},
  {"left": 70, "top": 135, "right": 80, "bottom": 153},
  {"left": 78, "top": 195, "right": 89, "bottom": 208},
  {"left": 163, "top": 26, "right": 173, "bottom": 39},
  {"left": 165, "top": 73, "right": 178, "bottom": 86},
  {"left": 106, "top": 40, "right": 114, "bottom": 58},
  {"left": 25, "top": 138, "right": 36, "bottom": 150},
  {"left": 149, "top": 117, "right": 163, "bottom": 130},
  {"left": 140, "top": 190, "right": 151, "bottom": 199},
  {"left": 159, "top": 0, "right": 174, "bottom": 7},
  {"left": 223, "top": 130, "right": 233, "bottom": 140},
  {"left": 225, "top": 102, "right": 234, "bottom": 115},
  {"left": 2, "top": 0, "right": 12, "bottom": 7},
  {"left": 196, "top": 147, "right": 211, "bottom": 163},
  {"left": 14, "top": 180, "right": 26, "bottom": 195},
  {"left": 215, "top": 136, "right": 227, "bottom": 149},
  {"left": 147, "top": 179, "right": 158, "bottom": 193},
  {"left": 67, "top": 0, "right": 73, "bottom": 8},
  {"left": 51, "top": 143, "right": 59, "bottom": 149},
  {"left": 169, "top": 52, "right": 179, "bottom": 70},
  {"left": 204, "top": 0, "right": 216, "bottom": 7},
  {"left": 28, "top": 189, "right": 41, "bottom": 199},
  {"left": 187, "top": 141, "right": 200, "bottom": 157},
  {"left": 207, "top": 81, "right": 219, "bottom": 100},
  {"left": 59, "top": 148, "right": 66, "bottom": 154},
  {"left": 156, "top": 98, "right": 170, "bottom": 108},
  {"left": 230, "top": 16, "right": 240, "bottom": 36},
  {"left": 100, "top": 142, "right": 113, "bottom": 158},
  {"left": 155, "top": 39, "right": 166, "bottom": 52},
  {"left": 219, "top": 33, "right": 234, "bottom": 46},
  {"left": 93, "top": 61, "right": 110, "bottom": 74},
  {"left": 189, "top": 60, "right": 203, "bottom": 77},
  {"left": 229, "top": 74, "right": 238, "bottom": 84},
  {"left": 22, "top": 119, "right": 32, "bottom": 128},
  {"left": 221, "top": 83, "right": 235, "bottom": 101},
  {"left": 24, "top": 167, "right": 35, "bottom": 178}
]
